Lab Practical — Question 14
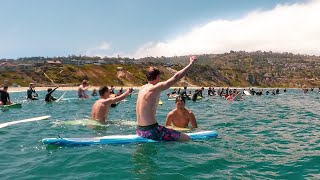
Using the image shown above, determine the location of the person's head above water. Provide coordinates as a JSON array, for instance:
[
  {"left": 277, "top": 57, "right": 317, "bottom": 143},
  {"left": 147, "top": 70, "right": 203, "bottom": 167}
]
[
  {"left": 3, "top": 85, "right": 8, "bottom": 91},
  {"left": 146, "top": 66, "right": 161, "bottom": 82},
  {"left": 98, "top": 86, "right": 109, "bottom": 97},
  {"left": 82, "top": 80, "right": 89, "bottom": 85},
  {"left": 175, "top": 95, "right": 186, "bottom": 108}
]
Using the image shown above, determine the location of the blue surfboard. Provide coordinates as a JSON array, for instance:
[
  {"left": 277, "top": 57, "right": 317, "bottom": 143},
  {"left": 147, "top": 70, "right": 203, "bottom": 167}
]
[{"left": 42, "top": 130, "right": 218, "bottom": 146}]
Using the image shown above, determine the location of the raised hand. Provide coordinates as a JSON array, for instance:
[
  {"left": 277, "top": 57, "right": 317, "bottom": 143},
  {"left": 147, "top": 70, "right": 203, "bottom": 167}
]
[{"left": 190, "top": 56, "right": 198, "bottom": 64}]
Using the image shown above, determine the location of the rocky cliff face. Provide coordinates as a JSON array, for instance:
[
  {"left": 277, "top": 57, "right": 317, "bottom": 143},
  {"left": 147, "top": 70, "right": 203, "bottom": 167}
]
[{"left": 246, "top": 74, "right": 259, "bottom": 85}]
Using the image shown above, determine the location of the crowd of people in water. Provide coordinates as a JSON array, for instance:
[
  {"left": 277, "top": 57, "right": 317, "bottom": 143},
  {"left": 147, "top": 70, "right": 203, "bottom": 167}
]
[{"left": 1, "top": 56, "right": 320, "bottom": 142}]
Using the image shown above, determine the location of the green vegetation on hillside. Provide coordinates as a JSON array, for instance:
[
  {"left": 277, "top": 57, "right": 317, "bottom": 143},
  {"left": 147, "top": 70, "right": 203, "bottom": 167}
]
[{"left": 1, "top": 51, "right": 319, "bottom": 87}]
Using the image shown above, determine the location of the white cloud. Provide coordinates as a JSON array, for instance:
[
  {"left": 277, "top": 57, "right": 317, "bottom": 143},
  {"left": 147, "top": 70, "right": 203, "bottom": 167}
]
[
  {"left": 84, "top": 41, "right": 112, "bottom": 56},
  {"left": 132, "top": 0, "right": 320, "bottom": 58}
]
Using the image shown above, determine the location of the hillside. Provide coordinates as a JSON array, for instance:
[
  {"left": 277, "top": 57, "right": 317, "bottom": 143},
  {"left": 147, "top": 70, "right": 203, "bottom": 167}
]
[
  {"left": 1, "top": 63, "right": 319, "bottom": 88},
  {"left": 1, "top": 51, "right": 320, "bottom": 87}
]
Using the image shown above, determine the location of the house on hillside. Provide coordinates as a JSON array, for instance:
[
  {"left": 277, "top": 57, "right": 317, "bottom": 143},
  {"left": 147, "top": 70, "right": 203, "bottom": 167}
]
[
  {"left": 33, "top": 60, "right": 45, "bottom": 67},
  {"left": 45, "top": 60, "right": 62, "bottom": 67},
  {"left": 70, "top": 60, "right": 84, "bottom": 66},
  {"left": 0, "top": 62, "right": 18, "bottom": 72},
  {"left": 18, "top": 64, "right": 34, "bottom": 71}
]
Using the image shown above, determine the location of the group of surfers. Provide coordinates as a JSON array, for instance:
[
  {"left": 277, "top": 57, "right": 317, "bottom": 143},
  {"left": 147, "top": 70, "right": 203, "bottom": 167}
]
[
  {"left": 1, "top": 56, "right": 199, "bottom": 141},
  {"left": 1, "top": 55, "right": 320, "bottom": 143},
  {"left": 167, "top": 86, "right": 241, "bottom": 101},
  {"left": 90, "top": 56, "right": 199, "bottom": 141}
]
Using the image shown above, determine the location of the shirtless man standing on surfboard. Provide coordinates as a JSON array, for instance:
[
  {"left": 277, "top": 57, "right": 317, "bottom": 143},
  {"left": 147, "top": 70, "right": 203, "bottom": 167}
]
[
  {"left": 136, "top": 56, "right": 197, "bottom": 141},
  {"left": 165, "top": 96, "right": 198, "bottom": 129},
  {"left": 91, "top": 86, "right": 132, "bottom": 123}
]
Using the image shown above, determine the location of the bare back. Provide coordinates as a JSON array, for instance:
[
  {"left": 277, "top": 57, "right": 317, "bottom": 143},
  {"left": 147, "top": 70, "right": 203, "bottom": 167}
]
[{"left": 136, "top": 84, "right": 161, "bottom": 126}]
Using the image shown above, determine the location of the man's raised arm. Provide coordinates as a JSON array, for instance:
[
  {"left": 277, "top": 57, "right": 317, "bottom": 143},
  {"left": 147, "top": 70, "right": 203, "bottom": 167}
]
[{"left": 154, "top": 56, "right": 197, "bottom": 91}]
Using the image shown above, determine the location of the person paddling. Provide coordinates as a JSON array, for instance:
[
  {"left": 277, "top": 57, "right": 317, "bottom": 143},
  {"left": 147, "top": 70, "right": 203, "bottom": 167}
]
[
  {"left": 45, "top": 86, "right": 59, "bottom": 102},
  {"left": 0, "top": 85, "right": 12, "bottom": 106},
  {"left": 136, "top": 56, "right": 197, "bottom": 141}
]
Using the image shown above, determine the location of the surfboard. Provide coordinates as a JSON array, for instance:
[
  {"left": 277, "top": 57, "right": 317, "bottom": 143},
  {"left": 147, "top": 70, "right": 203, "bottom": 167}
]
[
  {"left": 232, "top": 89, "right": 244, "bottom": 101},
  {"left": 0, "top": 115, "right": 51, "bottom": 128},
  {"left": 0, "top": 103, "right": 22, "bottom": 109},
  {"left": 54, "top": 119, "right": 137, "bottom": 127},
  {"left": 42, "top": 130, "right": 218, "bottom": 146},
  {"left": 244, "top": 90, "right": 251, "bottom": 96},
  {"left": 56, "top": 91, "right": 67, "bottom": 102},
  {"left": 168, "top": 126, "right": 191, "bottom": 131},
  {"left": 54, "top": 119, "right": 109, "bottom": 127}
]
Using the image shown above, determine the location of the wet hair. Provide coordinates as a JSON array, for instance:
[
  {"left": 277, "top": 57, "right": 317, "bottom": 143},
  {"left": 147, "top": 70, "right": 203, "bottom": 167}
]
[
  {"left": 3, "top": 86, "right": 8, "bottom": 89},
  {"left": 99, "top": 86, "right": 109, "bottom": 96},
  {"left": 146, "top": 67, "right": 160, "bottom": 81},
  {"left": 175, "top": 95, "right": 186, "bottom": 104},
  {"left": 82, "top": 80, "right": 88, "bottom": 85},
  {"left": 47, "top": 88, "right": 52, "bottom": 92}
]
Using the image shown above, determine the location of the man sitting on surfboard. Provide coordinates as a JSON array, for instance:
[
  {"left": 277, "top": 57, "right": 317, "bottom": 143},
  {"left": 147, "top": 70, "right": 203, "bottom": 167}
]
[
  {"left": 91, "top": 86, "right": 133, "bottom": 123},
  {"left": 78, "top": 80, "right": 90, "bottom": 98},
  {"left": 45, "top": 86, "right": 59, "bottom": 102},
  {"left": 165, "top": 96, "right": 198, "bottom": 129},
  {"left": 0, "top": 85, "right": 12, "bottom": 105},
  {"left": 136, "top": 56, "right": 197, "bottom": 141}
]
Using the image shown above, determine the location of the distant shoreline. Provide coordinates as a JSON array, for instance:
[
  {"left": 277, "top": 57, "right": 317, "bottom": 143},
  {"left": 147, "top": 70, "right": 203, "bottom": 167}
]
[{"left": 7, "top": 86, "right": 302, "bottom": 93}]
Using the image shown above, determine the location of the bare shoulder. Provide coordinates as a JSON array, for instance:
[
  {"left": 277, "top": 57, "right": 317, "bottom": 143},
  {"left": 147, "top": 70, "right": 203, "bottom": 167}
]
[
  {"left": 187, "top": 109, "right": 194, "bottom": 115},
  {"left": 167, "top": 109, "right": 177, "bottom": 116}
]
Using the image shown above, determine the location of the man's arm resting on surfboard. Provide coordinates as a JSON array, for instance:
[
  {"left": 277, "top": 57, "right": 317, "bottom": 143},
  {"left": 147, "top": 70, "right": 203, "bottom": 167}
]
[{"left": 152, "top": 56, "right": 197, "bottom": 92}]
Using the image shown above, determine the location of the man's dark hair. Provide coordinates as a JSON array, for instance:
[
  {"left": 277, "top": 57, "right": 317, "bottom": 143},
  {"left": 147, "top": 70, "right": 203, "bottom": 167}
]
[
  {"left": 99, "top": 86, "right": 109, "bottom": 96},
  {"left": 146, "top": 67, "right": 160, "bottom": 81},
  {"left": 175, "top": 95, "right": 186, "bottom": 104},
  {"left": 47, "top": 88, "right": 52, "bottom": 92}
]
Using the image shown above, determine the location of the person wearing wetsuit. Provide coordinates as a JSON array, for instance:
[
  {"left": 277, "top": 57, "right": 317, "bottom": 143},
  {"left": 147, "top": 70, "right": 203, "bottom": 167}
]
[
  {"left": 27, "top": 83, "right": 38, "bottom": 100},
  {"left": 0, "top": 85, "right": 11, "bottom": 105},
  {"left": 92, "top": 89, "right": 98, "bottom": 96},
  {"left": 116, "top": 87, "right": 124, "bottom": 96},
  {"left": 45, "top": 86, "right": 59, "bottom": 102},
  {"left": 110, "top": 86, "right": 115, "bottom": 94},
  {"left": 208, "top": 87, "right": 213, "bottom": 96},
  {"left": 192, "top": 90, "right": 202, "bottom": 101},
  {"left": 180, "top": 86, "right": 191, "bottom": 100}
]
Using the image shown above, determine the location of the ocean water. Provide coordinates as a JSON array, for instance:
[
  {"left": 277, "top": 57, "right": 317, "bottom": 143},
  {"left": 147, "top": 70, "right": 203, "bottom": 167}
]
[{"left": 0, "top": 89, "right": 319, "bottom": 179}]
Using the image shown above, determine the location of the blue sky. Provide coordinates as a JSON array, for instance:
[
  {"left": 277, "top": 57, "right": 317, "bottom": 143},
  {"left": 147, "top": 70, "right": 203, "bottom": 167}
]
[{"left": 0, "top": 0, "right": 315, "bottom": 59}]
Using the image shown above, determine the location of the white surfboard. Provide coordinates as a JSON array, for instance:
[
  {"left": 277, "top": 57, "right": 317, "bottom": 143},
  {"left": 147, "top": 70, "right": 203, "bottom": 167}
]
[
  {"left": 232, "top": 89, "right": 244, "bottom": 101},
  {"left": 244, "top": 90, "right": 251, "bottom": 96},
  {"left": 0, "top": 115, "right": 51, "bottom": 128},
  {"left": 56, "top": 91, "right": 67, "bottom": 102}
]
